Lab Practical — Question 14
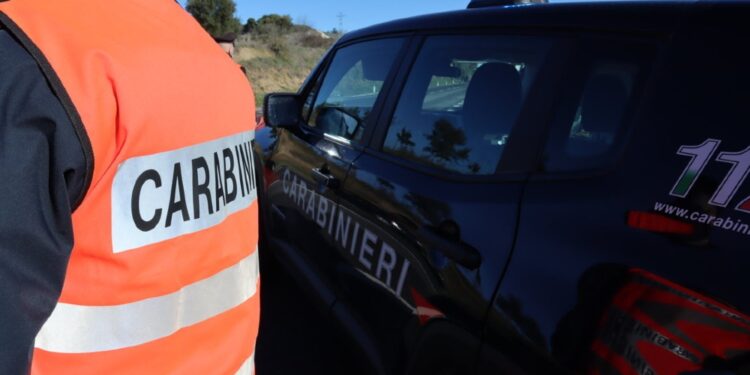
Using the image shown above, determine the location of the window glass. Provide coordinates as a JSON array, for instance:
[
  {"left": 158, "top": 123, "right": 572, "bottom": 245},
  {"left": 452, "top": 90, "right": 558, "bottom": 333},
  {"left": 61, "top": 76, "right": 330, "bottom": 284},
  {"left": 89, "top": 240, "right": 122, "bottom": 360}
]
[
  {"left": 543, "top": 60, "right": 642, "bottom": 171},
  {"left": 382, "top": 35, "right": 549, "bottom": 175},
  {"left": 306, "top": 38, "right": 404, "bottom": 142}
]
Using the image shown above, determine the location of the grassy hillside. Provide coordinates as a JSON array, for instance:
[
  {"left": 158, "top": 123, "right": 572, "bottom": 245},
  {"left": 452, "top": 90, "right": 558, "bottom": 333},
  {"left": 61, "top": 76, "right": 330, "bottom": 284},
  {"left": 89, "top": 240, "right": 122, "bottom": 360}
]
[{"left": 235, "top": 25, "right": 338, "bottom": 108}]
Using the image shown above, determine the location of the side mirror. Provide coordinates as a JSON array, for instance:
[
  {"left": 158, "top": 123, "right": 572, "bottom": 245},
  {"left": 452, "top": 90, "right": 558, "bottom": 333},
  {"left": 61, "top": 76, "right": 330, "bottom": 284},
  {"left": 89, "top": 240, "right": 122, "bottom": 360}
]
[{"left": 263, "top": 93, "right": 302, "bottom": 128}]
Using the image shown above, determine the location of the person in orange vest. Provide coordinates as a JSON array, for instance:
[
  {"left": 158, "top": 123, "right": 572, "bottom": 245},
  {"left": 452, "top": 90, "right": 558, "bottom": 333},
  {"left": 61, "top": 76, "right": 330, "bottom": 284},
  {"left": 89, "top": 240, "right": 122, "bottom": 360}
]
[{"left": 0, "top": 0, "right": 260, "bottom": 373}]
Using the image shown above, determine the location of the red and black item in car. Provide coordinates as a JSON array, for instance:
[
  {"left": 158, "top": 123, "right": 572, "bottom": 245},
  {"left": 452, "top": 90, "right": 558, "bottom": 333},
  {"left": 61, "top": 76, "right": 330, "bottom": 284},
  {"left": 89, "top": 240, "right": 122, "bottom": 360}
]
[{"left": 589, "top": 269, "right": 750, "bottom": 375}]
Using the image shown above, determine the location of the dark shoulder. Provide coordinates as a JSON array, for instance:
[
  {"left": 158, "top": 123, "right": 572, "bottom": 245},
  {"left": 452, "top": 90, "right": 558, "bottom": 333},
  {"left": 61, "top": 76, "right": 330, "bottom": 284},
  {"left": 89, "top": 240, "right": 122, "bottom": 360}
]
[
  {"left": 0, "top": 29, "right": 33, "bottom": 67},
  {"left": 0, "top": 29, "right": 88, "bottom": 210}
]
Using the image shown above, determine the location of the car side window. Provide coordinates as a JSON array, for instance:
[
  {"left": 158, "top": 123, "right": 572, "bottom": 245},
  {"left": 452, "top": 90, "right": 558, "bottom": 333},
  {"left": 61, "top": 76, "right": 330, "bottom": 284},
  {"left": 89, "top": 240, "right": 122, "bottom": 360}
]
[
  {"left": 381, "top": 35, "right": 551, "bottom": 175},
  {"left": 564, "top": 64, "right": 636, "bottom": 157},
  {"left": 304, "top": 38, "right": 404, "bottom": 143},
  {"left": 542, "top": 49, "right": 651, "bottom": 172}
]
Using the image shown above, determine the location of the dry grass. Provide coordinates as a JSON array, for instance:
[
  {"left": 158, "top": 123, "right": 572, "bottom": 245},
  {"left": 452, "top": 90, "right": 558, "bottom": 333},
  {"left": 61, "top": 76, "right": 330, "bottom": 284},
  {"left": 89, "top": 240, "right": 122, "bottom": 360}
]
[
  {"left": 234, "top": 47, "right": 273, "bottom": 61},
  {"left": 234, "top": 30, "right": 336, "bottom": 108}
]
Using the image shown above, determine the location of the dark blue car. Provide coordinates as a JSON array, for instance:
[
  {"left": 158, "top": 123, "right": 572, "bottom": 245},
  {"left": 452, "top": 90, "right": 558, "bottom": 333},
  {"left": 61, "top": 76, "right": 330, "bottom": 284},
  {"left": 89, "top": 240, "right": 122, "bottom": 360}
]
[{"left": 254, "top": 1, "right": 750, "bottom": 373}]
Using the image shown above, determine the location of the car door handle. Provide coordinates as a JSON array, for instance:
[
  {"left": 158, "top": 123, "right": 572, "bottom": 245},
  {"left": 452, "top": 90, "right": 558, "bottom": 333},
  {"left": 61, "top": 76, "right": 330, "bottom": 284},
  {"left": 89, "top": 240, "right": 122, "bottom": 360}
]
[
  {"left": 417, "top": 226, "right": 481, "bottom": 270},
  {"left": 311, "top": 167, "right": 340, "bottom": 189}
]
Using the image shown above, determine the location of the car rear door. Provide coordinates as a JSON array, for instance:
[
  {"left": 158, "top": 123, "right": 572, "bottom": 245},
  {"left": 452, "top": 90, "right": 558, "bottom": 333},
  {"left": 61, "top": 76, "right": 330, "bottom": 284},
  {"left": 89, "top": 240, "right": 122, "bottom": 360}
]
[
  {"left": 486, "top": 19, "right": 750, "bottom": 375},
  {"left": 330, "top": 33, "right": 569, "bottom": 373}
]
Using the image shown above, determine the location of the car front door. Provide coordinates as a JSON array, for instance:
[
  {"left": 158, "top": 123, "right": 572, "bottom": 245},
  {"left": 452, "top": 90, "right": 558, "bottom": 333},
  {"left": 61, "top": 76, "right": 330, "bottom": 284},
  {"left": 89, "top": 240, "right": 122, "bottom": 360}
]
[{"left": 262, "top": 36, "right": 407, "bottom": 372}]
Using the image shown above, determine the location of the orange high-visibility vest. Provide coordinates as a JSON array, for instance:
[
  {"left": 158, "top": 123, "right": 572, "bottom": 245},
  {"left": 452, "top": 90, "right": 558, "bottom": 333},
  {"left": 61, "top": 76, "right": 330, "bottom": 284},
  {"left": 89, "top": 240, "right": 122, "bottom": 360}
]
[{"left": 0, "top": 0, "right": 260, "bottom": 374}]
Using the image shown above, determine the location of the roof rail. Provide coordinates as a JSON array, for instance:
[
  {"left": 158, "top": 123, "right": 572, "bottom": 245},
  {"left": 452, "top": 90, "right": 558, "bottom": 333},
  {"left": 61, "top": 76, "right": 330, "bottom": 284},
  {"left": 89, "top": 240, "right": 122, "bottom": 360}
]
[{"left": 467, "top": 0, "right": 547, "bottom": 9}]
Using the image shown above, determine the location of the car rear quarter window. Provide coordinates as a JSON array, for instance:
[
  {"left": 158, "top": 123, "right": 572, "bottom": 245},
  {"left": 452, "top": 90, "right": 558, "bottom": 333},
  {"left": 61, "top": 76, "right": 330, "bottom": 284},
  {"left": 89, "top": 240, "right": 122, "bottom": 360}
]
[
  {"left": 381, "top": 35, "right": 551, "bottom": 175},
  {"left": 541, "top": 43, "right": 654, "bottom": 173}
]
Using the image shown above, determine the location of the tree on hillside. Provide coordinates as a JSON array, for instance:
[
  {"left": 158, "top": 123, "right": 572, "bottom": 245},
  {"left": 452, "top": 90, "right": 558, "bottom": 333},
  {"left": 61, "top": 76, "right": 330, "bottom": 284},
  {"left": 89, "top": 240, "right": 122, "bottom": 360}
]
[
  {"left": 186, "top": 0, "right": 241, "bottom": 37},
  {"left": 257, "top": 14, "right": 293, "bottom": 33},
  {"left": 242, "top": 17, "right": 257, "bottom": 34}
]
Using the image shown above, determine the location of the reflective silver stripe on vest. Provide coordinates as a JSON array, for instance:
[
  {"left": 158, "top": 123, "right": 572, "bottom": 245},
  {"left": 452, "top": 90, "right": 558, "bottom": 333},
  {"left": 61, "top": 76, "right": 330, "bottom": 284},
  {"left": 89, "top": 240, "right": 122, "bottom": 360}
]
[
  {"left": 235, "top": 352, "right": 255, "bottom": 375},
  {"left": 35, "top": 249, "right": 259, "bottom": 353}
]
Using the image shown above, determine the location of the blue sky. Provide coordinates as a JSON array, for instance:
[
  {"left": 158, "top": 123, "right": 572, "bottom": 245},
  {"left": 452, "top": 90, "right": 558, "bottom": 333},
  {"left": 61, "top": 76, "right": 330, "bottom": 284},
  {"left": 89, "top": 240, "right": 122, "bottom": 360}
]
[
  {"left": 178, "top": 1, "right": 607, "bottom": 33},
  {"left": 179, "top": 1, "right": 470, "bottom": 32}
]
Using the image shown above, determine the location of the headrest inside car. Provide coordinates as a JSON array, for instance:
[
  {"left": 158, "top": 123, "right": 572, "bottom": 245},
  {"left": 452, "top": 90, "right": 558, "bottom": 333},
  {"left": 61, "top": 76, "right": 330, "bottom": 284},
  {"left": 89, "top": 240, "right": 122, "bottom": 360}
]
[{"left": 463, "top": 62, "right": 522, "bottom": 133}]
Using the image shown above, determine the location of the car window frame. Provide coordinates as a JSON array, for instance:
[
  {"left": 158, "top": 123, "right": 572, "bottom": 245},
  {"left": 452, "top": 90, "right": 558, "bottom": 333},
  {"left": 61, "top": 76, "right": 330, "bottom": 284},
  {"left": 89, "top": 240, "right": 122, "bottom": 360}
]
[
  {"left": 293, "top": 34, "right": 416, "bottom": 151},
  {"left": 362, "top": 28, "right": 575, "bottom": 183}
]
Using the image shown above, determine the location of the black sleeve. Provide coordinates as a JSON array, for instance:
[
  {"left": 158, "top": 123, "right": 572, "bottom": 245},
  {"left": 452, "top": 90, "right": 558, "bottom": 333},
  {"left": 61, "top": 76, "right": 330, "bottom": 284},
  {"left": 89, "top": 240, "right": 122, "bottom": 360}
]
[{"left": 0, "top": 30, "right": 87, "bottom": 374}]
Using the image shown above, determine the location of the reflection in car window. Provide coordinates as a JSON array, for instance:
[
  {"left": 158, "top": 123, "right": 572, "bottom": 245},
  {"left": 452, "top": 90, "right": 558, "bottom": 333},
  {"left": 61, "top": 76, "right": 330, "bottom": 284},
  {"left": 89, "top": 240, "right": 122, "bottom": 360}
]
[
  {"left": 544, "top": 61, "right": 641, "bottom": 172},
  {"left": 306, "top": 38, "right": 404, "bottom": 142},
  {"left": 382, "top": 35, "right": 549, "bottom": 175}
]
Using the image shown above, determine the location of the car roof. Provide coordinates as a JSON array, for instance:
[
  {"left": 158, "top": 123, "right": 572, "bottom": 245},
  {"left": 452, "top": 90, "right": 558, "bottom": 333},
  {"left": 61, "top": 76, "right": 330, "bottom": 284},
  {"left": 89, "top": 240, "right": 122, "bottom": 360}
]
[{"left": 339, "top": 1, "right": 750, "bottom": 43}]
